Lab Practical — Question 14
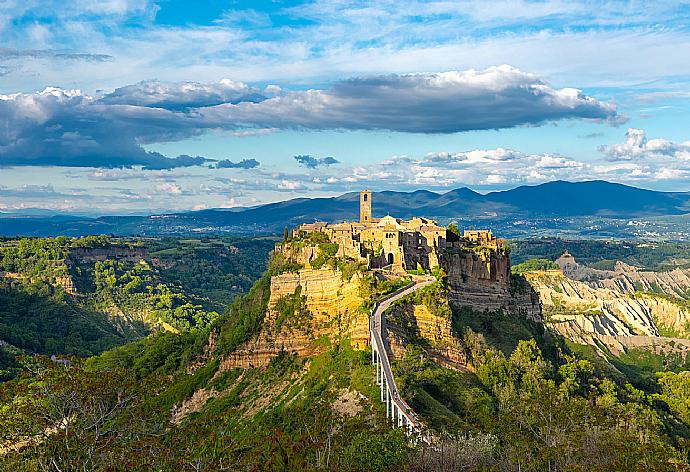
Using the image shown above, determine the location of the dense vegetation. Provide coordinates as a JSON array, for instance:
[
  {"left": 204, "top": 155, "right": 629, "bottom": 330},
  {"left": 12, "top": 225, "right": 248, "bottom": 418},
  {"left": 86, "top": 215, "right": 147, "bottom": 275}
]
[
  {"left": 510, "top": 237, "right": 690, "bottom": 271},
  {"left": 6, "top": 236, "right": 690, "bottom": 469},
  {"left": 389, "top": 302, "right": 690, "bottom": 470},
  {"left": 0, "top": 236, "right": 273, "bottom": 381},
  {"left": 511, "top": 258, "right": 560, "bottom": 274},
  {"left": 145, "top": 237, "right": 275, "bottom": 310},
  {"left": 0, "top": 339, "right": 411, "bottom": 471}
]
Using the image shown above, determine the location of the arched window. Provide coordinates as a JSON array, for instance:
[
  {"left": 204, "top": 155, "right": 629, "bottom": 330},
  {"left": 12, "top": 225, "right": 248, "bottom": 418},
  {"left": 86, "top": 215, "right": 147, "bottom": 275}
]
[{"left": 363, "top": 194, "right": 368, "bottom": 201}]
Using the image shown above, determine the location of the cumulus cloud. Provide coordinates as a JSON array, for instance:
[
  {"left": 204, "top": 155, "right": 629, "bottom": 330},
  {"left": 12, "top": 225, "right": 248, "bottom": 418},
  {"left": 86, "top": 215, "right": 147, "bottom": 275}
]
[
  {"left": 213, "top": 158, "right": 260, "bottom": 169},
  {"left": 294, "top": 155, "right": 340, "bottom": 168},
  {"left": 277, "top": 179, "right": 306, "bottom": 190},
  {"left": 311, "top": 146, "right": 592, "bottom": 190},
  {"left": 0, "top": 87, "right": 215, "bottom": 169},
  {"left": 155, "top": 182, "right": 182, "bottom": 195},
  {"left": 206, "top": 65, "right": 619, "bottom": 133},
  {"left": 483, "top": 174, "right": 507, "bottom": 184},
  {"left": 0, "top": 67, "right": 619, "bottom": 169},
  {"left": 599, "top": 128, "right": 690, "bottom": 161}
]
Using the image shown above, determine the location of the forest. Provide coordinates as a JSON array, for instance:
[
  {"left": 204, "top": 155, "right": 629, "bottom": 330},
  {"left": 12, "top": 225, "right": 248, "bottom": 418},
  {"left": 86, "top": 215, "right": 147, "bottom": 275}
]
[{"left": 0, "top": 235, "right": 274, "bottom": 381}]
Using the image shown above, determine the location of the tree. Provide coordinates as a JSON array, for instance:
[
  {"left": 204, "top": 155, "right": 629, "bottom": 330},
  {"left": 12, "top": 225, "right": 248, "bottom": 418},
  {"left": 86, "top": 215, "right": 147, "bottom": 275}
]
[{"left": 447, "top": 223, "right": 461, "bottom": 237}]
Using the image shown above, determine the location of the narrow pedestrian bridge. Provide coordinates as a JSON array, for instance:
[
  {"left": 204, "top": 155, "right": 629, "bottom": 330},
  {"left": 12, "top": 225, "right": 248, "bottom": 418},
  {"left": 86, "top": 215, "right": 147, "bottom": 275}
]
[{"left": 369, "top": 276, "right": 435, "bottom": 434}]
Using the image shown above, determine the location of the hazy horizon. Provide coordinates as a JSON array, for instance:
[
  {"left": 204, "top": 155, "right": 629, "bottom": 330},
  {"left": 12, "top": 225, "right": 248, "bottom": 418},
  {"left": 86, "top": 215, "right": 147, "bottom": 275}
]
[{"left": 2, "top": 1, "right": 690, "bottom": 214}]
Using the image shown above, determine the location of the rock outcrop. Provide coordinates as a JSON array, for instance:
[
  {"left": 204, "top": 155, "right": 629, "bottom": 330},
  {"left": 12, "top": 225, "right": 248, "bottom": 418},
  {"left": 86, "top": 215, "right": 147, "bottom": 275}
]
[
  {"left": 441, "top": 250, "right": 541, "bottom": 320},
  {"left": 525, "top": 271, "right": 660, "bottom": 340},
  {"left": 526, "top": 258, "right": 690, "bottom": 355},
  {"left": 387, "top": 303, "right": 469, "bottom": 371},
  {"left": 220, "top": 267, "right": 367, "bottom": 371}
]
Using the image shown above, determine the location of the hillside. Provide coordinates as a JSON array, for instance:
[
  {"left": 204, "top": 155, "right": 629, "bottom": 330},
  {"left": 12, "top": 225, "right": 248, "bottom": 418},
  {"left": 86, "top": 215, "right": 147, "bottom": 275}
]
[
  {"left": 0, "top": 236, "right": 274, "bottom": 380},
  {"left": 3, "top": 234, "right": 690, "bottom": 469},
  {"left": 3, "top": 180, "right": 690, "bottom": 237}
]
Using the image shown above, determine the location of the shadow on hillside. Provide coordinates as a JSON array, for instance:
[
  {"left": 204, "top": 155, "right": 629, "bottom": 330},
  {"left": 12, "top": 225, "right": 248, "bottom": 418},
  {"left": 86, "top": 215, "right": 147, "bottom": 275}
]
[{"left": 0, "top": 282, "right": 146, "bottom": 359}]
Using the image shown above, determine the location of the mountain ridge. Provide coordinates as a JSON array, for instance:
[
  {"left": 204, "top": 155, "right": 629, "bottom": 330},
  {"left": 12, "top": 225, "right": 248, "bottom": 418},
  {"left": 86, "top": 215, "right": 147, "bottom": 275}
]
[{"left": 2, "top": 180, "right": 689, "bottom": 236}]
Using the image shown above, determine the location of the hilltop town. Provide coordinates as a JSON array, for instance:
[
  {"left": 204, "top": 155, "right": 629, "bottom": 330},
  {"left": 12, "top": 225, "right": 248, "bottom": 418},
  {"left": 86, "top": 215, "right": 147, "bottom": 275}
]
[{"left": 296, "top": 190, "right": 505, "bottom": 275}]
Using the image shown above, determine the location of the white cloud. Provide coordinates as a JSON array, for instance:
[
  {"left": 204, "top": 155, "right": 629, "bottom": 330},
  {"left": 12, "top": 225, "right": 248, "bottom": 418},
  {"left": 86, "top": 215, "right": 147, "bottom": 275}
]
[
  {"left": 277, "top": 180, "right": 305, "bottom": 190},
  {"left": 600, "top": 128, "right": 690, "bottom": 161},
  {"left": 2, "top": 0, "right": 690, "bottom": 95},
  {"left": 655, "top": 168, "right": 687, "bottom": 180},
  {"left": 155, "top": 183, "right": 182, "bottom": 195},
  {"left": 204, "top": 66, "right": 619, "bottom": 133},
  {"left": 484, "top": 174, "right": 507, "bottom": 184},
  {"left": 0, "top": 68, "right": 619, "bottom": 168},
  {"left": 100, "top": 79, "right": 264, "bottom": 110}
]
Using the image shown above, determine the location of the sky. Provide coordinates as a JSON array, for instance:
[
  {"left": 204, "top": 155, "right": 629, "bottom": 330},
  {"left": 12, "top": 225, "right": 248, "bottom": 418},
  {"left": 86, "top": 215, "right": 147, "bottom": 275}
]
[{"left": 1, "top": 0, "right": 690, "bottom": 214}]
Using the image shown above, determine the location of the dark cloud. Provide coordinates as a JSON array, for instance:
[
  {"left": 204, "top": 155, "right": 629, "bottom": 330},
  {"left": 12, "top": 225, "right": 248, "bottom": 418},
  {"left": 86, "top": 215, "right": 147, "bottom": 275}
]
[
  {"left": 100, "top": 79, "right": 265, "bottom": 110},
  {"left": 0, "top": 87, "right": 213, "bottom": 169},
  {"left": 0, "top": 67, "right": 620, "bottom": 169},
  {"left": 206, "top": 65, "right": 620, "bottom": 133},
  {"left": 294, "top": 155, "right": 339, "bottom": 168},
  {"left": 214, "top": 158, "right": 260, "bottom": 169},
  {"left": 142, "top": 154, "right": 208, "bottom": 170}
]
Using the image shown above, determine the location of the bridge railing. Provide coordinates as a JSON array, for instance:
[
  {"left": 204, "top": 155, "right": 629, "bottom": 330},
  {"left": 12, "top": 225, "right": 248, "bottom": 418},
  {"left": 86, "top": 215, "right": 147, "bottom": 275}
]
[{"left": 369, "top": 281, "right": 424, "bottom": 433}]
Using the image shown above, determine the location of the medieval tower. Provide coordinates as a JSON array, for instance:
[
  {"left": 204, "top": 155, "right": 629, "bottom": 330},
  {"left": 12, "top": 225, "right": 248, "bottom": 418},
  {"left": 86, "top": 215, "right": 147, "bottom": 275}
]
[{"left": 360, "top": 190, "right": 372, "bottom": 223}]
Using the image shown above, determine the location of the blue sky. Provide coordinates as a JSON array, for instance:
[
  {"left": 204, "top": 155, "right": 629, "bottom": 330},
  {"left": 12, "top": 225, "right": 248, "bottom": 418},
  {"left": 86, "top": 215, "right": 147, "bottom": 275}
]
[{"left": 2, "top": 0, "right": 690, "bottom": 214}]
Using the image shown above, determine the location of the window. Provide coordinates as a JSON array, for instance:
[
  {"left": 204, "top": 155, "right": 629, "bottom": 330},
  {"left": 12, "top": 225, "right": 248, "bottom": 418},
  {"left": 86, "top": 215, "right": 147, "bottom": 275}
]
[{"left": 363, "top": 194, "right": 368, "bottom": 201}]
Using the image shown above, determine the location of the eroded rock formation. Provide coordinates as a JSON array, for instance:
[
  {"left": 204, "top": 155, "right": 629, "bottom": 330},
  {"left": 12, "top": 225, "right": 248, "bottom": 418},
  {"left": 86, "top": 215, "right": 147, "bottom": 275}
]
[
  {"left": 526, "top": 258, "right": 690, "bottom": 355},
  {"left": 220, "top": 267, "right": 367, "bottom": 371},
  {"left": 442, "top": 250, "right": 541, "bottom": 320}
]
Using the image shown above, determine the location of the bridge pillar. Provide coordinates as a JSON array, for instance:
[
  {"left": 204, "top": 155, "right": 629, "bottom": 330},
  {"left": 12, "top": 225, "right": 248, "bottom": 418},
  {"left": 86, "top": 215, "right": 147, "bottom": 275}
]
[
  {"left": 385, "top": 386, "right": 390, "bottom": 418},
  {"left": 371, "top": 335, "right": 375, "bottom": 364}
]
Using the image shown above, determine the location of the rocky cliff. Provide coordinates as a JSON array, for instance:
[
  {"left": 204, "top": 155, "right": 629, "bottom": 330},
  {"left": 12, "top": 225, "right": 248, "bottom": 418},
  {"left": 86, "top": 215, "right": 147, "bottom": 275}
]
[
  {"left": 525, "top": 262, "right": 690, "bottom": 355},
  {"left": 387, "top": 303, "right": 470, "bottom": 371},
  {"left": 221, "top": 239, "right": 541, "bottom": 372},
  {"left": 441, "top": 250, "right": 541, "bottom": 320},
  {"left": 220, "top": 267, "right": 367, "bottom": 371}
]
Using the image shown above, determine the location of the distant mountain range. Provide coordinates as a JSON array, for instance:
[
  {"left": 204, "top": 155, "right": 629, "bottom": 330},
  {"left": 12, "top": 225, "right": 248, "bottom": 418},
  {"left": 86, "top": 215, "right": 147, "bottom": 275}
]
[{"left": 2, "top": 180, "right": 690, "bottom": 237}]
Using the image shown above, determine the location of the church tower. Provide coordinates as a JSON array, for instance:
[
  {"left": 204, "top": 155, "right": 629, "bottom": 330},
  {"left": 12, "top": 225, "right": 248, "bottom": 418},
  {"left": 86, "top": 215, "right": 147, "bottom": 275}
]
[{"left": 360, "top": 189, "right": 372, "bottom": 223}]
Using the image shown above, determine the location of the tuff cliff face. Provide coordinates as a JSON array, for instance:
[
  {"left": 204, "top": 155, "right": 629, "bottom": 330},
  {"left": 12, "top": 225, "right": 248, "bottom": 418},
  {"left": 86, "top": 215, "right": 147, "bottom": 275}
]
[
  {"left": 525, "top": 271, "right": 659, "bottom": 336},
  {"left": 441, "top": 250, "right": 541, "bottom": 320},
  {"left": 222, "top": 237, "right": 537, "bottom": 371},
  {"left": 387, "top": 303, "right": 469, "bottom": 371},
  {"left": 221, "top": 267, "right": 367, "bottom": 371},
  {"left": 525, "top": 260, "right": 690, "bottom": 354}
]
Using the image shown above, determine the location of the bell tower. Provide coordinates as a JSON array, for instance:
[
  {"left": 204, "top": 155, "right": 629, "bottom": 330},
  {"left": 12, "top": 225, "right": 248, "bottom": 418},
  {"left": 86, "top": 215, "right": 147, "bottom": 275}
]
[{"left": 360, "top": 189, "right": 372, "bottom": 223}]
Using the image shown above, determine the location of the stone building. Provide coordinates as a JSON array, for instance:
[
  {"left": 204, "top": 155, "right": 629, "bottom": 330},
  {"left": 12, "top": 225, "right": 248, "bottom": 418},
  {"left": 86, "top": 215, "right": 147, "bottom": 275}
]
[{"left": 295, "top": 190, "right": 449, "bottom": 273}]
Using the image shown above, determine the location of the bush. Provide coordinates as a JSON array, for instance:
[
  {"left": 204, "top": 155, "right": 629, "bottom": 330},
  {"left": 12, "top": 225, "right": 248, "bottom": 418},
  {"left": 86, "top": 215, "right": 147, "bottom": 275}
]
[
  {"left": 215, "top": 273, "right": 271, "bottom": 355},
  {"left": 511, "top": 258, "right": 559, "bottom": 274}
]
